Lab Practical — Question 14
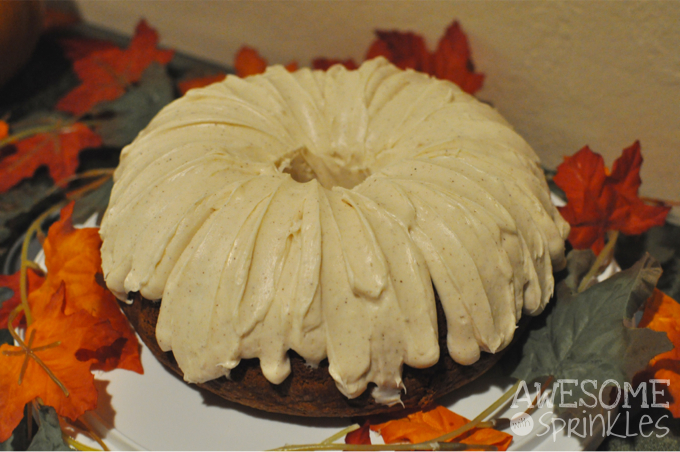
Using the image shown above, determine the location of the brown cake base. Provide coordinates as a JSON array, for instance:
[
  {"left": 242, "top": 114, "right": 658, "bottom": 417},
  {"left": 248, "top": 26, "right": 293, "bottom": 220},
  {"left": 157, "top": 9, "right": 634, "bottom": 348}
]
[{"left": 120, "top": 291, "right": 527, "bottom": 418}]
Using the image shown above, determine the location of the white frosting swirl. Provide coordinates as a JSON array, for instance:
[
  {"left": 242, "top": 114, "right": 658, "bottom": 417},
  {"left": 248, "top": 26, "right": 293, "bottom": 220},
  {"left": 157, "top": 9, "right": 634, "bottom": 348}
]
[{"left": 100, "top": 58, "right": 569, "bottom": 405}]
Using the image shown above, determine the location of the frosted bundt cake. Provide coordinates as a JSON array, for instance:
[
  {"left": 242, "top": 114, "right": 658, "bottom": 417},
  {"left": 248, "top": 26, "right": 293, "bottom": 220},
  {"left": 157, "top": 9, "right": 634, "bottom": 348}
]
[{"left": 100, "top": 57, "right": 569, "bottom": 415}]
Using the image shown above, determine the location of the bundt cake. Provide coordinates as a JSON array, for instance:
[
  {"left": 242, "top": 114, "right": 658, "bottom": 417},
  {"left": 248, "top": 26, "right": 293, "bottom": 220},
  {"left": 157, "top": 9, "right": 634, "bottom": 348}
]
[{"left": 100, "top": 57, "right": 569, "bottom": 414}]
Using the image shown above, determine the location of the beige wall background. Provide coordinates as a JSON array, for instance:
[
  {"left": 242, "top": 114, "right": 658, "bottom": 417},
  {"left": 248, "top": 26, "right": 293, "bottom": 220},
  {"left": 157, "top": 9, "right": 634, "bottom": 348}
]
[{"left": 75, "top": 0, "right": 680, "bottom": 212}]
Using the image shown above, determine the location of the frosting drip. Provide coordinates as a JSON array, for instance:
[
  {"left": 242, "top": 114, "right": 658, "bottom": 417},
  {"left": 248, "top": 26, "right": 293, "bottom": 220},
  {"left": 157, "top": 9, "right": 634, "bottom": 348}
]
[{"left": 99, "top": 58, "right": 569, "bottom": 404}]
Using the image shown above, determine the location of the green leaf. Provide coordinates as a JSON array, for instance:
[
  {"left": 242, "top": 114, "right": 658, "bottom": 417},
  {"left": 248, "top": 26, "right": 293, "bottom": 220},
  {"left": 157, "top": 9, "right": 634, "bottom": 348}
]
[
  {"left": 510, "top": 254, "right": 673, "bottom": 413},
  {"left": 0, "top": 171, "right": 56, "bottom": 256},
  {"left": 92, "top": 63, "right": 174, "bottom": 148},
  {"left": 0, "top": 329, "right": 11, "bottom": 346},
  {"left": 26, "top": 406, "right": 70, "bottom": 451},
  {"left": 615, "top": 223, "right": 680, "bottom": 300},
  {"left": 0, "top": 413, "right": 26, "bottom": 452},
  {"left": 563, "top": 248, "right": 596, "bottom": 293},
  {"left": 599, "top": 408, "right": 680, "bottom": 450},
  {"left": 72, "top": 178, "right": 113, "bottom": 226}
]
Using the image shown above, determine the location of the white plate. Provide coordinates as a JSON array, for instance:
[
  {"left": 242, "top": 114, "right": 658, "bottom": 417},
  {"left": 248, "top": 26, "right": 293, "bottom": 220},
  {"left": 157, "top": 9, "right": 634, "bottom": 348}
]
[
  {"left": 77, "top": 341, "right": 601, "bottom": 451},
  {"left": 20, "top": 209, "right": 604, "bottom": 451}
]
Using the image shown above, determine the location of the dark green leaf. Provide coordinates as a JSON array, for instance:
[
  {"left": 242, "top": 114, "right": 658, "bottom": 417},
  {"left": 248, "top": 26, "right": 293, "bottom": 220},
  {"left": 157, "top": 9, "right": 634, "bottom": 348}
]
[
  {"left": 0, "top": 329, "right": 11, "bottom": 346},
  {"left": 615, "top": 224, "right": 680, "bottom": 301},
  {"left": 598, "top": 408, "right": 680, "bottom": 451},
  {"left": 92, "top": 63, "right": 174, "bottom": 148},
  {"left": 511, "top": 254, "right": 673, "bottom": 413},
  {"left": 0, "top": 411, "right": 27, "bottom": 452},
  {"left": 563, "top": 249, "right": 596, "bottom": 293},
  {"left": 27, "top": 406, "right": 70, "bottom": 451},
  {"left": 72, "top": 178, "right": 113, "bottom": 226},
  {"left": 0, "top": 171, "right": 55, "bottom": 252}
]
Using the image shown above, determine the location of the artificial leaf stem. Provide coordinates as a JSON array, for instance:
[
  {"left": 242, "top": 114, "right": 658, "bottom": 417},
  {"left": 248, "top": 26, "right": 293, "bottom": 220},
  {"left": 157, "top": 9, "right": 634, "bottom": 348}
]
[
  {"left": 63, "top": 435, "right": 101, "bottom": 451},
  {"left": 320, "top": 423, "right": 360, "bottom": 444},
  {"left": 5, "top": 306, "right": 70, "bottom": 397},
  {"left": 0, "top": 119, "right": 104, "bottom": 149},
  {"left": 431, "top": 379, "right": 522, "bottom": 444},
  {"left": 60, "top": 416, "right": 110, "bottom": 452},
  {"left": 78, "top": 417, "right": 110, "bottom": 451},
  {"left": 20, "top": 202, "right": 68, "bottom": 325},
  {"left": 0, "top": 124, "right": 68, "bottom": 149},
  {"left": 577, "top": 230, "right": 619, "bottom": 293}
]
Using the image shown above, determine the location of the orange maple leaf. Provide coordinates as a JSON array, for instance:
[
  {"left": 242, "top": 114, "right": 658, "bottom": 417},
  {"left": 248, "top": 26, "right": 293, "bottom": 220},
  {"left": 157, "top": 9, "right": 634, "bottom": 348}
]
[
  {"left": 234, "top": 46, "right": 268, "bottom": 78},
  {"left": 370, "top": 405, "right": 513, "bottom": 450},
  {"left": 554, "top": 141, "right": 671, "bottom": 253},
  {"left": 638, "top": 289, "right": 680, "bottom": 417},
  {"left": 0, "top": 285, "right": 121, "bottom": 442},
  {"left": 234, "top": 46, "right": 298, "bottom": 78},
  {"left": 177, "top": 73, "right": 227, "bottom": 96},
  {"left": 56, "top": 20, "right": 174, "bottom": 115},
  {"left": 0, "top": 269, "right": 44, "bottom": 328},
  {"left": 0, "top": 121, "right": 102, "bottom": 193},
  {"left": 0, "top": 120, "right": 8, "bottom": 140},
  {"left": 28, "top": 202, "right": 143, "bottom": 373}
]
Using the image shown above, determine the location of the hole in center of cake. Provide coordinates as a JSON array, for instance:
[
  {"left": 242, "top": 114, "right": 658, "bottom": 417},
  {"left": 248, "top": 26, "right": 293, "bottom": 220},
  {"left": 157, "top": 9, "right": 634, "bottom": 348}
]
[{"left": 277, "top": 147, "right": 371, "bottom": 190}]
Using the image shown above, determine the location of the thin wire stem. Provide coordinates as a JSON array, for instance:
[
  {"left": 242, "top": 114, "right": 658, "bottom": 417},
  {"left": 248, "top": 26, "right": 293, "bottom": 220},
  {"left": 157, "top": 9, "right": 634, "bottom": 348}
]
[
  {"left": 63, "top": 435, "right": 101, "bottom": 451},
  {"left": 431, "top": 379, "right": 522, "bottom": 443},
  {"left": 6, "top": 306, "right": 70, "bottom": 396},
  {"left": 20, "top": 202, "right": 67, "bottom": 325},
  {"left": 320, "top": 423, "right": 360, "bottom": 444},
  {"left": 77, "top": 417, "right": 110, "bottom": 451},
  {"left": 578, "top": 230, "right": 619, "bottom": 293}
]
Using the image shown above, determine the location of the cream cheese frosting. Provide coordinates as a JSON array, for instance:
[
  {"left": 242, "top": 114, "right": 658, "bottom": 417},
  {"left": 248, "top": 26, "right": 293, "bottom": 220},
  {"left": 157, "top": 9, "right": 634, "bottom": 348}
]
[{"left": 99, "top": 58, "right": 569, "bottom": 405}]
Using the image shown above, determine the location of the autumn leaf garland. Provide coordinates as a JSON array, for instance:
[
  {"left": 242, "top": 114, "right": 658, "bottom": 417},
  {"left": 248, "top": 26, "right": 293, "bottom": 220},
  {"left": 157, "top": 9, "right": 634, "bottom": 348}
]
[
  {"left": 1, "top": 19, "right": 485, "bottom": 194},
  {"left": 180, "top": 20, "right": 485, "bottom": 96},
  {"left": 0, "top": 20, "right": 174, "bottom": 195}
]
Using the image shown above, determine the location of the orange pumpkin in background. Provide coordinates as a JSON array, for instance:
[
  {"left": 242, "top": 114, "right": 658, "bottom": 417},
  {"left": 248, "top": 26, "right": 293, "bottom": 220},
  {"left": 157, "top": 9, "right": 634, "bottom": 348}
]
[{"left": 0, "top": 0, "right": 43, "bottom": 87}]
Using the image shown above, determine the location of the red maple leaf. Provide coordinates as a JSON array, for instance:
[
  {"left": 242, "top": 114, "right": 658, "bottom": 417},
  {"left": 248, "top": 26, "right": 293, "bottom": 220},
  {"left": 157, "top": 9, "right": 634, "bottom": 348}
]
[
  {"left": 366, "top": 30, "right": 431, "bottom": 72},
  {"left": 56, "top": 20, "right": 174, "bottom": 115},
  {"left": 431, "top": 21, "right": 485, "bottom": 95},
  {"left": 234, "top": 20, "right": 483, "bottom": 94},
  {"left": 0, "top": 284, "right": 122, "bottom": 442},
  {"left": 0, "top": 121, "right": 102, "bottom": 193},
  {"left": 345, "top": 422, "right": 372, "bottom": 445},
  {"left": 554, "top": 141, "right": 671, "bottom": 253},
  {"left": 312, "top": 58, "right": 358, "bottom": 71}
]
